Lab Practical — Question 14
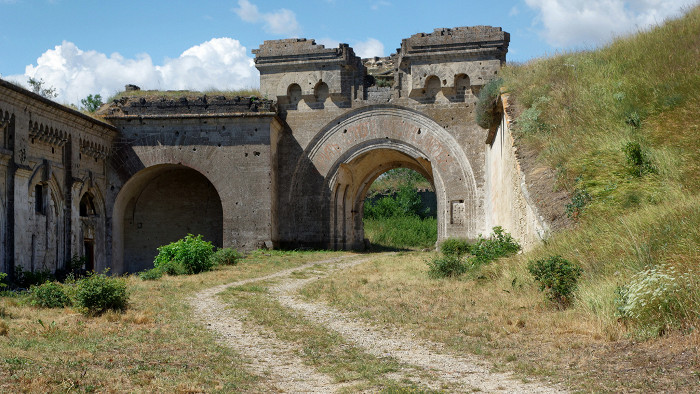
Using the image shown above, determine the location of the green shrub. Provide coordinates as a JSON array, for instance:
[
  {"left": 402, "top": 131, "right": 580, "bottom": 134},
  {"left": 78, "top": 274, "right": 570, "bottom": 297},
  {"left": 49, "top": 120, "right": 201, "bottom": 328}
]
[
  {"left": 74, "top": 272, "right": 128, "bottom": 315},
  {"left": 623, "top": 141, "right": 657, "bottom": 176},
  {"left": 470, "top": 226, "right": 520, "bottom": 266},
  {"left": 475, "top": 78, "right": 503, "bottom": 129},
  {"left": 616, "top": 264, "right": 696, "bottom": 335},
  {"left": 0, "top": 272, "right": 6, "bottom": 289},
  {"left": 154, "top": 234, "right": 215, "bottom": 275},
  {"left": 528, "top": 256, "right": 583, "bottom": 306},
  {"left": 427, "top": 255, "right": 467, "bottom": 279},
  {"left": 364, "top": 185, "right": 426, "bottom": 219},
  {"left": 210, "top": 248, "right": 242, "bottom": 266},
  {"left": 440, "top": 238, "right": 471, "bottom": 257},
  {"left": 565, "top": 188, "right": 592, "bottom": 219},
  {"left": 138, "top": 268, "right": 164, "bottom": 281},
  {"left": 28, "top": 281, "right": 71, "bottom": 308}
]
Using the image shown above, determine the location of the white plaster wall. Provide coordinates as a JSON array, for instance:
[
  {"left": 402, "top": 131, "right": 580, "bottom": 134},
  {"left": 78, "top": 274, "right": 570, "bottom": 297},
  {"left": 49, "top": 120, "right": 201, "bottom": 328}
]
[{"left": 484, "top": 94, "right": 549, "bottom": 250}]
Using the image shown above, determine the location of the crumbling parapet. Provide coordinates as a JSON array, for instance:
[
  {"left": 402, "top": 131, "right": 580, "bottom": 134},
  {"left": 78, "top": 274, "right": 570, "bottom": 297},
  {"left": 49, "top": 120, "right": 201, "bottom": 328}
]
[
  {"left": 396, "top": 26, "right": 509, "bottom": 102},
  {"left": 253, "top": 39, "right": 365, "bottom": 110}
]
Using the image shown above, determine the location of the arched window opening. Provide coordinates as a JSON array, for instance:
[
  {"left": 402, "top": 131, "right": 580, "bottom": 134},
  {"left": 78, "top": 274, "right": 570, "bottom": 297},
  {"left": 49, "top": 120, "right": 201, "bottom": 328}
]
[
  {"left": 34, "top": 184, "right": 45, "bottom": 215},
  {"left": 287, "top": 83, "right": 302, "bottom": 107},
  {"left": 424, "top": 75, "right": 441, "bottom": 98},
  {"left": 314, "top": 81, "right": 329, "bottom": 103},
  {"left": 79, "top": 193, "right": 97, "bottom": 217},
  {"left": 455, "top": 74, "right": 470, "bottom": 101}
]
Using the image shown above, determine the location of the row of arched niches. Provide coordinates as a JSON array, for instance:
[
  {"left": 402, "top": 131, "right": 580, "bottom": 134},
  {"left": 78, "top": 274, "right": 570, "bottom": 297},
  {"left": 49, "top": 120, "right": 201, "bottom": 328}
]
[{"left": 278, "top": 73, "right": 485, "bottom": 110}]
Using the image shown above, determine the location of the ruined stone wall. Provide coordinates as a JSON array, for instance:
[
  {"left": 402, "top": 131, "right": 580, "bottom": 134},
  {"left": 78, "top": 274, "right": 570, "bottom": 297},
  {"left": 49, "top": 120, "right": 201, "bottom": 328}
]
[
  {"left": 0, "top": 79, "right": 116, "bottom": 279},
  {"left": 256, "top": 26, "right": 510, "bottom": 248},
  {"left": 103, "top": 95, "right": 281, "bottom": 273}
]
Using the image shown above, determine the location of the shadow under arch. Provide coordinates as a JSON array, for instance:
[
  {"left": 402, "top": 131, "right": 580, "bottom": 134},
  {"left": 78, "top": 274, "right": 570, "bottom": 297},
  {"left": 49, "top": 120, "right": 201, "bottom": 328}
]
[
  {"left": 286, "top": 104, "right": 480, "bottom": 250},
  {"left": 111, "top": 163, "right": 223, "bottom": 274}
]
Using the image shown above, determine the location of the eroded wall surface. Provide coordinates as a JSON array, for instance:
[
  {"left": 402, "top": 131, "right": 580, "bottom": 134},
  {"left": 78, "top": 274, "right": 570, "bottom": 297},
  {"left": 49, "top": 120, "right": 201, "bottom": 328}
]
[
  {"left": 484, "top": 94, "right": 549, "bottom": 250},
  {"left": 0, "top": 80, "right": 116, "bottom": 280}
]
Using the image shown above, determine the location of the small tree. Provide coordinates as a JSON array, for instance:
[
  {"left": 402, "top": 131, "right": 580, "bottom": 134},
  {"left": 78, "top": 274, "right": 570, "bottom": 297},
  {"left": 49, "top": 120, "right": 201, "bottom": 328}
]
[
  {"left": 27, "top": 77, "right": 58, "bottom": 99},
  {"left": 80, "top": 94, "right": 103, "bottom": 113}
]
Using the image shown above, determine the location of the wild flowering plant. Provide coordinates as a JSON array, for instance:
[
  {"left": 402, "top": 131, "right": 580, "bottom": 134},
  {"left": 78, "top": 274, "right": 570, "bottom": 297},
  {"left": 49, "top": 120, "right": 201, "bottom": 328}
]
[{"left": 617, "top": 264, "right": 694, "bottom": 334}]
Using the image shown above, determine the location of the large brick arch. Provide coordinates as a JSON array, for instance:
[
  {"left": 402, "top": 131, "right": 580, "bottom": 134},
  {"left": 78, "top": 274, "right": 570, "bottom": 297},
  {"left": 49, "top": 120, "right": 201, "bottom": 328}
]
[
  {"left": 109, "top": 136, "right": 231, "bottom": 274},
  {"left": 288, "top": 105, "right": 480, "bottom": 249}
]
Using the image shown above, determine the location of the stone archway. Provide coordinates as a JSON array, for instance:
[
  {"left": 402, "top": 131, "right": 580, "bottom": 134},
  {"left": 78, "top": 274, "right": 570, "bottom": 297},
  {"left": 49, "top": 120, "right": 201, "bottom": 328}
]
[
  {"left": 111, "top": 164, "right": 223, "bottom": 274},
  {"left": 288, "top": 105, "right": 480, "bottom": 249}
]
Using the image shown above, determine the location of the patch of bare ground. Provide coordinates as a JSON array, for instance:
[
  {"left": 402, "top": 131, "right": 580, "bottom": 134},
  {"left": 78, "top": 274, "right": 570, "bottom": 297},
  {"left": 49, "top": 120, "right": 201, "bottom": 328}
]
[{"left": 192, "top": 255, "right": 566, "bottom": 393}]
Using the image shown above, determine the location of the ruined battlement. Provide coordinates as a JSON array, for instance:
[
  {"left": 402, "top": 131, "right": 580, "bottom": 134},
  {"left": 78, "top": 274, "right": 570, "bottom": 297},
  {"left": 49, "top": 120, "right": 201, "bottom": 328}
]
[
  {"left": 400, "top": 26, "right": 510, "bottom": 59},
  {"left": 253, "top": 39, "right": 361, "bottom": 69},
  {"left": 102, "top": 95, "right": 275, "bottom": 118}
]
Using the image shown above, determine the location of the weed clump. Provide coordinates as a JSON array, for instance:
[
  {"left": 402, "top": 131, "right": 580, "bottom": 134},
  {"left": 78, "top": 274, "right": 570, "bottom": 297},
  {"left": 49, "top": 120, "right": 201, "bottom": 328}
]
[
  {"left": 616, "top": 264, "right": 697, "bottom": 335},
  {"left": 475, "top": 78, "right": 503, "bottom": 129},
  {"left": 154, "top": 234, "right": 215, "bottom": 275},
  {"left": 138, "top": 268, "right": 164, "bottom": 281},
  {"left": 623, "top": 141, "right": 657, "bottom": 177},
  {"left": 428, "top": 227, "right": 520, "bottom": 279},
  {"left": 28, "top": 281, "right": 71, "bottom": 308},
  {"left": 470, "top": 226, "right": 520, "bottom": 266},
  {"left": 427, "top": 255, "right": 467, "bottom": 278},
  {"left": 528, "top": 256, "right": 583, "bottom": 307},
  {"left": 74, "top": 272, "right": 128, "bottom": 316},
  {"left": 210, "top": 248, "right": 242, "bottom": 266},
  {"left": 439, "top": 238, "right": 471, "bottom": 257}
]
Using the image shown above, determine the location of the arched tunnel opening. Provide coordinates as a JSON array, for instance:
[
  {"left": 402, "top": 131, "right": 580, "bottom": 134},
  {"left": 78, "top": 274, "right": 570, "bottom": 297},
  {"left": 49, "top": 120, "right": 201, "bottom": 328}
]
[
  {"left": 362, "top": 167, "right": 438, "bottom": 250},
  {"left": 115, "top": 165, "right": 223, "bottom": 273}
]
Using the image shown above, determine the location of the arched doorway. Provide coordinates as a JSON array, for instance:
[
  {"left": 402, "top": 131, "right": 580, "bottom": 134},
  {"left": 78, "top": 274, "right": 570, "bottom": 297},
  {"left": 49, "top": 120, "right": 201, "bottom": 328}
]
[
  {"left": 111, "top": 164, "right": 223, "bottom": 273},
  {"left": 286, "top": 105, "right": 481, "bottom": 250},
  {"left": 361, "top": 167, "right": 437, "bottom": 250}
]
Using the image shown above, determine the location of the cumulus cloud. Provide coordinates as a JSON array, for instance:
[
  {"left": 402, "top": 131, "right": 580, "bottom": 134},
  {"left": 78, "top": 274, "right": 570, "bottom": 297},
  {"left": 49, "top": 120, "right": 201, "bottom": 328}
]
[
  {"left": 7, "top": 38, "right": 259, "bottom": 106},
  {"left": 352, "top": 38, "right": 385, "bottom": 58},
  {"left": 525, "top": 0, "right": 696, "bottom": 47},
  {"left": 233, "top": 0, "right": 300, "bottom": 36},
  {"left": 314, "top": 37, "right": 385, "bottom": 58}
]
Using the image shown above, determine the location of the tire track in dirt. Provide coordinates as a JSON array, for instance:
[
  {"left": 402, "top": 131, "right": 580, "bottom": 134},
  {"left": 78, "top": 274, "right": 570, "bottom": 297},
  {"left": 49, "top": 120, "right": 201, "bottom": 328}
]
[
  {"left": 190, "top": 256, "right": 358, "bottom": 393},
  {"left": 192, "top": 254, "right": 568, "bottom": 393},
  {"left": 270, "top": 257, "right": 568, "bottom": 393}
]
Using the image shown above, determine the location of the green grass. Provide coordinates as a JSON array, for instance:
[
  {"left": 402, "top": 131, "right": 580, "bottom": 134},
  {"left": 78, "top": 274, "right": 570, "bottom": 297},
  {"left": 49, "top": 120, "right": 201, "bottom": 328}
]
[
  {"left": 364, "top": 216, "right": 437, "bottom": 250},
  {"left": 499, "top": 6, "right": 700, "bottom": 334},
  {"left": 107, "top": 87, "right": 262, "bottom": 102},
  {"left": 0, "top": 249, "right": 345, "bottom": 392}
]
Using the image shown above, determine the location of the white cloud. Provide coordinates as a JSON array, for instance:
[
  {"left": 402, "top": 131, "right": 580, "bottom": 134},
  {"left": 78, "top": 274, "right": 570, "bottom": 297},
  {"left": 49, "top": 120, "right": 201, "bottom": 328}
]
[
  {"left": 509, "top": 6, "right": 519, "bottom": 16},
  {"left": 317, "top": 38, "right": 341, "bottom": 49},
  {"left": 352, "top": 38, "right": 385, "bottom": 58},
  {"left": 525, "top": 0, "right": 696, "bottom": 47},
  {"left": 7, "top": 38, "right": 259, "bottom": 106},
  {"left": 233, "top": 0, "right": 300, "bottom": 36}
]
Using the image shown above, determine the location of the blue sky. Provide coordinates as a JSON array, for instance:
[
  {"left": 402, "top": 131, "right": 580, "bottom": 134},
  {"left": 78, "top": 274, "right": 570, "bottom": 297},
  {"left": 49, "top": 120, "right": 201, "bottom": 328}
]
[{"left": 0, "top": 0, "right": 695, "bottom": 105}]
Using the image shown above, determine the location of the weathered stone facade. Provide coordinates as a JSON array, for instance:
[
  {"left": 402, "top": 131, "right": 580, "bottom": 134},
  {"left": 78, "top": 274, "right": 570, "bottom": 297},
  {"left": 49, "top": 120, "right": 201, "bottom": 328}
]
[{"left": 0, "top": 25, "right": 548, "bottom": 276}]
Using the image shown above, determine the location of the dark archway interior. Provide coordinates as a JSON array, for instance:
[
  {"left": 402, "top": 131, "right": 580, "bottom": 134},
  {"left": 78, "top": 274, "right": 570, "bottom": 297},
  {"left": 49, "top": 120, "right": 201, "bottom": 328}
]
[{"left": 122, "top": 167, "right": 223, "bottom": 273}]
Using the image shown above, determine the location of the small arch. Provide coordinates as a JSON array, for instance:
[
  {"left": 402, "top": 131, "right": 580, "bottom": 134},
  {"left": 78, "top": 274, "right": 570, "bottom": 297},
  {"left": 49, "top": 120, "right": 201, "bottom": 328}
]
[
  {"left": 424, "top": 76, "right": 441, "bottom": 97},
  {"left": 314, "top": 81, "right": 329, "bottom": 104},
  {"left": 455, "top": 74, "right": 470, "bottom": 101},
  {"left": 287, "top": 83, "right": 302, "bottom": 109},
  {"left": 79, "top": 193, "right": 97, "bottom": 217}
]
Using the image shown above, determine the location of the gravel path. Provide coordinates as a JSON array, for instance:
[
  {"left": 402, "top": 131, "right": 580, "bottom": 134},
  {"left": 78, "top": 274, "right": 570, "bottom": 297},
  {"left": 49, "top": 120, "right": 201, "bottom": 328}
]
[{"left": 190, "top": 255, "right": 567, "bottom": 393}]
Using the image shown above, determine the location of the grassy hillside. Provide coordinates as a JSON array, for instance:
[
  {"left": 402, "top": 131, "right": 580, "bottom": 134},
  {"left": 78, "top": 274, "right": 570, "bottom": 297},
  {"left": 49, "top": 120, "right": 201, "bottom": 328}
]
[{"left": 499, "top": 6, "right": 700, "bottom": 336}]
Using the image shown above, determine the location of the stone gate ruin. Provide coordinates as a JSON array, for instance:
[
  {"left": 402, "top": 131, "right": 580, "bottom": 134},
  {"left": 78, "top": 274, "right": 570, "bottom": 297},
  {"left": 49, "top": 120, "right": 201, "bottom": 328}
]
[{"left": 0, "top": 26, "right": 549, "bottom": 277}]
